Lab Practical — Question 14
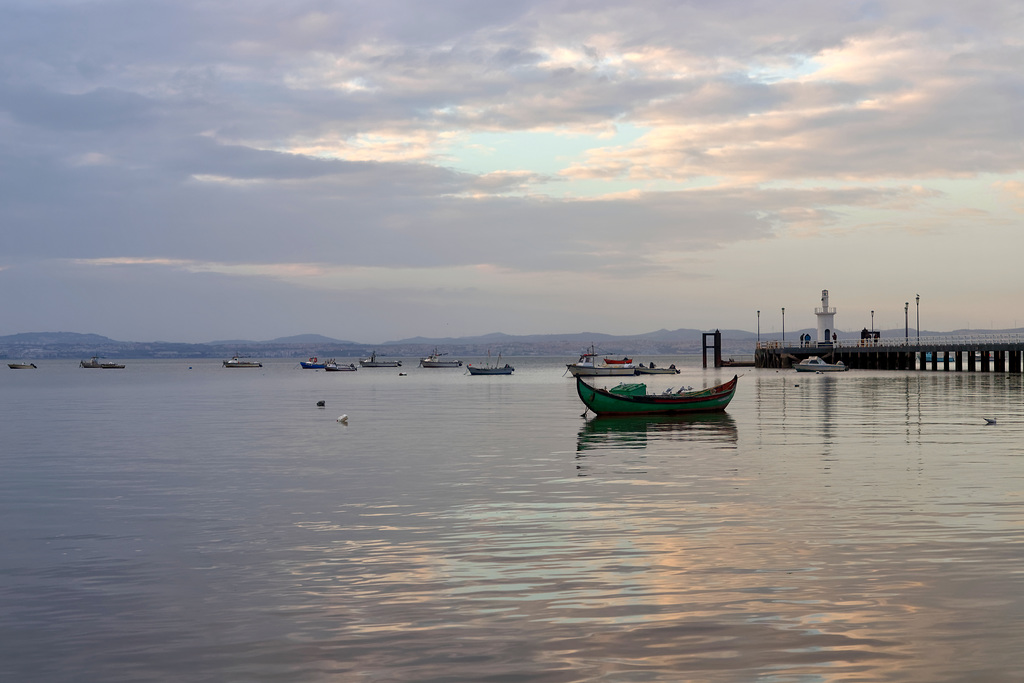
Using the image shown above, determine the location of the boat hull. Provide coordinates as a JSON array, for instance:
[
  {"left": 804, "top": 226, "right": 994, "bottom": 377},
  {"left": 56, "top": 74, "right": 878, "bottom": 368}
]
[
  {"left": 467, "top": 366, "right": 514, "bottom": 375},
  {"left": 793, "top": 365, "right": 847, "bottom": 372},
  {"left": 8, "top": 363, "right": 36, "bottom": 369},
  {"left": 576, "top": 375, "right": 738, "bottom": 416},
  {"left": 325, "top": 364, "right": 357, "bottom": 372},
  {"left": 633, "top": 367, "right": 680, "bottom": 375}
]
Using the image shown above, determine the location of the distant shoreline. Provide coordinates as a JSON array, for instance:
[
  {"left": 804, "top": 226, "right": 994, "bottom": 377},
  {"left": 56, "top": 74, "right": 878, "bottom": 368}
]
[{"left": 3, "top": 328, "right": 1020, "bottom": 360}]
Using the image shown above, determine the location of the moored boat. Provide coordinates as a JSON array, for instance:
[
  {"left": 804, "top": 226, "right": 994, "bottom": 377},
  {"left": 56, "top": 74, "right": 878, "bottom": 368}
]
[
  {"left": 467, "top": 364, "right": 514, "bottom": 375},
  {"left": 8, "top": 362, "right": 37, "bottom": 369},
  {"left": 633, "top": 362, "right": 680, "bottom": 375},
  {"left": 793, "top": 356, "right": 848, "bottom": 372},
  {"left": 467, "top": 351, "right": 514, "bottom": 375},
  {"left": 300, "top": 357, "right": 326, "bottom": 369},
  {"left": 721, "top": 358, "right": 755, "bottom": 367},
  {"left": 324, "top": 359, "right": 357, "bottom": 372},
  {"left": 576, "top": 374, "right": 738, "bottom": 416},
  {"left": 360, "top": 351, "right": 401, "bottom": 368},
  {"left": 420, "top": 348, "right": 463, "bottom": 368},
  {"left": 603, "top": 357, "right": 633, "bottom": 365},
  {"left": 566, "top": 345, "right": 636, "bottom": 376},
  {"left": 223, "top": 356, "right": 262, "bottom": 368},
  {"left": 80, "top": 357, "right": 125, "bottom": 369}
]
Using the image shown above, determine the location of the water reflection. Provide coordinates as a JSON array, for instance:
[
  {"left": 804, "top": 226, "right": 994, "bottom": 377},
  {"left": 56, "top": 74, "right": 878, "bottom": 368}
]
[{"left": 576, "top": 412, "right": 738, "bottom": 453}]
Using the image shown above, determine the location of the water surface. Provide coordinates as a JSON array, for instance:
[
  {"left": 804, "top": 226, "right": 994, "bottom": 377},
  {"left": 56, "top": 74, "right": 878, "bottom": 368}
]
[{"left": 2, "top": 358, "right": 1023, "bottom": 681}]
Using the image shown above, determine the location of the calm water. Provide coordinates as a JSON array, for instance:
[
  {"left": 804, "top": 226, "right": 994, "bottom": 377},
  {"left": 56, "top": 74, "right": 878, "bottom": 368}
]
[{"left": 2, "top": 357, "right": 1024, "bottom": 682}]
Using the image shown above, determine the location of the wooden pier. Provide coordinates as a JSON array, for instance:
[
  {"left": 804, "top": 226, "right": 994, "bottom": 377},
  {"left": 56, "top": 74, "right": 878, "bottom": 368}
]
[{"left": 755, "top": 334, "right": 1024, "bottom": 372}]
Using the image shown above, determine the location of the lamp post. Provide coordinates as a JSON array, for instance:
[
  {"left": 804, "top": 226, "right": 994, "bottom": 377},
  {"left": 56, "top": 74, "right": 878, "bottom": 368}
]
[
  {"left": 782, "top": 307, "right": 785, "bottom": 344},
  {"left": 757, "top": 310, "right": 760, "bottom": 345},
  {"left": 871, "top": 310, "right": 874, "bottom": 332},
  {"left": 916, "top": 294, "right": 920, "bottom": 342},
  {"left": 905, "top": 302, "right": 909, "bottom": 342}
]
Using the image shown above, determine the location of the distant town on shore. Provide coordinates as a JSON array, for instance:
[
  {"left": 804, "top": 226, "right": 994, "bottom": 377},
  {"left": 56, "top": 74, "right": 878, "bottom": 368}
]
[{"left": 3, "top": 328, "right": 1022, "bottom": 360}]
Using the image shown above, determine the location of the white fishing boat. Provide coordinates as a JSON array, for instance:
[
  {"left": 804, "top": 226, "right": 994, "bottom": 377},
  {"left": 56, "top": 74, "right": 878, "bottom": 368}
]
[
  {"left": 419, "top": 348, "right": 462, "bottom": 368},
  {"left": 7, "top": 362, "right": 37, "bottom": 369},
  {"left": 565, "top": 345, "right": 636, "bottom": 377},
  {"left": 223, "top": 355, "right": 262, "bottom": 368},
  {"left": 793, "top": 356, "right": 848, "bottom": 372},
  {"left": 324, "top": 359, "right": 357, "bottom": 372},
  {"left": 359, "top": 351, "right": 401, "bottom": 368}
]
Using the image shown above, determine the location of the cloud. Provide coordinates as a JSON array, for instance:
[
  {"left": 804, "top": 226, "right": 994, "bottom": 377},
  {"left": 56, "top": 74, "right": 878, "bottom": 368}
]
[{"left": 1, "top": 0, "right": 1023, "bottom": 339}]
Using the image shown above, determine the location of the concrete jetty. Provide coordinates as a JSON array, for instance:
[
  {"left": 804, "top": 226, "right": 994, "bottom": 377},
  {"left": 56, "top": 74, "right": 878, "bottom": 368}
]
[
  {"left": 756, "top": 336, "right": 1024, "bottom": 372},
  {"left": 753, "top": 289, "right": 1024, "bottom": 372}
]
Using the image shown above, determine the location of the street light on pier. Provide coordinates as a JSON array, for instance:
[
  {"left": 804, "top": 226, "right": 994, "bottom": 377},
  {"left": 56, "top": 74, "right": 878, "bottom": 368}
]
[
  {"left": 871, "top": 310, "right": 874, "bottom": 332},
  {"left": 916, "top": 294, "right": 920, "bottom": 342},
  {"left": 905, "top": 302, "right": 909, "bottom": 342},
  {"left": 782, "top": 307, "right": 785, "bottom": 344},
  {"left": 757, "top": 310, "right": 760, "bottom": 345}
]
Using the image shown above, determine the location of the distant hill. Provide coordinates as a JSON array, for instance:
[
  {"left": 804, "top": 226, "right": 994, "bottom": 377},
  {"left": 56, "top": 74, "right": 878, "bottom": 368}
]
[
  {"left": 0, "top": 331, "right": 122, "bottom": 345},
  {"left": 208, "top": 333, "right": 358, "bottom": 345},
  {"left": 387, "top": 328, "right": 758, "bottom": 346}
]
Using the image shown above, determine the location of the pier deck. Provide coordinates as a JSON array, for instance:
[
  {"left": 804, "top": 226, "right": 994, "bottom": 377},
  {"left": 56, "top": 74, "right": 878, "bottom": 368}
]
[{"left": 755, "top": 334, "right": 1024, "bottom": 372}]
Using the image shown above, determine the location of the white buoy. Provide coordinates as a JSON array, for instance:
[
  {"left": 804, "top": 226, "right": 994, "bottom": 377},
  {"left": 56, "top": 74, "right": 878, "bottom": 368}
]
[{"left": 337, "top": 414, "right": 348, "bottom": 423}]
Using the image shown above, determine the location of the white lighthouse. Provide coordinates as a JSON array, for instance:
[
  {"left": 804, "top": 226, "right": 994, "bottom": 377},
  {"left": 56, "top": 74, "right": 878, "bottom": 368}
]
[{"left": 816, "top": 289, "right": 837, "bottom": 345}]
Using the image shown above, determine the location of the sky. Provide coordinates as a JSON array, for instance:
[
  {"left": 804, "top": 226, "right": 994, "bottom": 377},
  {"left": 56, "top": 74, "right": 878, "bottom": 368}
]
[{"left": 1, "top": 0, "right": 1022, "bottom": 343}]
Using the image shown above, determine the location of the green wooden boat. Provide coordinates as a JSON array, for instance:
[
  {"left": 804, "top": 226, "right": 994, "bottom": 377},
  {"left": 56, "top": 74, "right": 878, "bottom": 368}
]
[{"left": 576, "top": 374, "right": 738, "bottom": 416}]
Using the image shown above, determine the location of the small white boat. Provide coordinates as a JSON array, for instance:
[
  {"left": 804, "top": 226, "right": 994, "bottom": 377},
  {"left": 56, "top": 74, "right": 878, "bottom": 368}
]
[
  {"left": 793, "top": 356, "right": 848, "bottom": 372},
  {"left": 324, "top": 359, "right": 357, "bottom": 372},
  {"left": 420, "top": 348, "right": 462, "bottom": 368},
  {"left": 223, "top": 356, "right": 262, "bottom": 368},
  {"left": 8, "top": 362, "right": 37, "bottom": 369},
  {"left": 360, "top": 351, "right": 401, "bottom": 368}
]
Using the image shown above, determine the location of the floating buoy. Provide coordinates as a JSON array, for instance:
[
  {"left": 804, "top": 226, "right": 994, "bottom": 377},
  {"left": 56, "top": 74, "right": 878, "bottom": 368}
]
[
  {"left": 984, "top": 417, "right": 997, "bottom": 425},
  {"left": 316, "top": 400, "right": 325, "bottom": 407},
  {"left": 337, "top": 414, "right": 348, "bottom": 423}
]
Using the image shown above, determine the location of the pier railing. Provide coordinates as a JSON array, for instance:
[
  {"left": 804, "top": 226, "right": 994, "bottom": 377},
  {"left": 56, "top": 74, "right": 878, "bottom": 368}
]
[{"left": 757, "top": 333, "right": 1024, "bottom": 350}]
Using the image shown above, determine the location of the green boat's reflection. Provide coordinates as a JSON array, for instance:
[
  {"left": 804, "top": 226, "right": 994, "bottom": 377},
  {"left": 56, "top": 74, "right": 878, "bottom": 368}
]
[{"left": 576, "top": 412, "right": 738, "bottom": 452}]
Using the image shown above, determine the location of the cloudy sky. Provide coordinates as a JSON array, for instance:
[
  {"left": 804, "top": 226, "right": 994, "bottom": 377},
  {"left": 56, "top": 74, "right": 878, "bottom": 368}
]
[{"left": 1, "top": 0, "right": 1022, "bottom": 343}]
